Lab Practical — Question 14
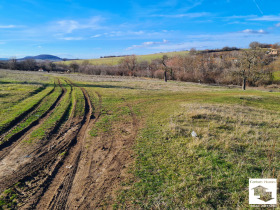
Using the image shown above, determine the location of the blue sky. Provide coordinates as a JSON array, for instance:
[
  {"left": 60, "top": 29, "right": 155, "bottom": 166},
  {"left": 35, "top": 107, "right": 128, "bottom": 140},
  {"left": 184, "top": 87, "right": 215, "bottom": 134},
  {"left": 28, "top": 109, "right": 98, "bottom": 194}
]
[{"left": 1, "top": 0, "right": 280, "bottom": 58}]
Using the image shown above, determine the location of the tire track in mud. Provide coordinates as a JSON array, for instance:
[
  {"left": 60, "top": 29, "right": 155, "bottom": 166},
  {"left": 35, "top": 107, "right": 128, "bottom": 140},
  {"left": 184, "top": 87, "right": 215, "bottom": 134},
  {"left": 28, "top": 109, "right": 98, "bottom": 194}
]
[
  {"left": 66, "top": 101, "right": 139, "bottom": 209},
  {"left": 0, "top": 79, "right": 81, "bottom": 208},
  {"left": 0, "top": 79, "right": 65, "bottom": 161},
  {"left": 35, "top": 89, "right": 101, "bottom": 210},
  {"left": 0, "top": 79, "right": 139, "bottom": 209},
  {"left": 45, "top": 87, "right": 93, "bottom": 210},
  {"left": 0, "top": 79, "right": 69, "bottom": 192},
  {"left": 0, "top": 81, "right": 55, "bottom": 137}
]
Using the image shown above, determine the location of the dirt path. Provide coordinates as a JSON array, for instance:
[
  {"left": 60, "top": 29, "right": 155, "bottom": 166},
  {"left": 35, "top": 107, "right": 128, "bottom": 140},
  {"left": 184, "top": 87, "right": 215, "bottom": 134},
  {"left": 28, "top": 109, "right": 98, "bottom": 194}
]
[
  {"left": 65, "top": 102, "right": 138, "bottom": 209},
  {"left": 37, "top": 87, "right": 93, "bottom": 210},
  {"left": 0, "top": 79, "right": 68, "bottom": 191},
  {"left": 0, "top": 79, "right": 139, "bottom": 209}
]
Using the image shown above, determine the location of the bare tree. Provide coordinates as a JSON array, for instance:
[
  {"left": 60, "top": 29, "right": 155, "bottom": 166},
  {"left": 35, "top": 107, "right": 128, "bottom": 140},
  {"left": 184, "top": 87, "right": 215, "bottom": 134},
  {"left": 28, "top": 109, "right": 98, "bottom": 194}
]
[
  {"left": 148, "top": 59, "right": 161, "bottom": 78},
  {"left": 119, "top": 55, "right": 137, "bottom": 76},
  {"left": 239, "top": 49, "right": 267, "bottom": 90},
  {"left": 8, "top": 57, "right": 17, "bottom": 70},
  {"left": 271, "top": 43, "right": 280, "bottom": 49},
  {"left": 47, "top": 62, "right": 56, "bottom": 72},
  {"left": 249, "top": 41, "right": 260, "bottom": 49},
  {"left": 189, "top": 48, "right": 197, "bottom": 55},
  {"left": 22, "top": 59, "right": 37, "bottom": 70},
  {"left": 161, "top": 55, "right": 169, "bottom": 82},
  {"left": 70, "top": 62, "right": 79, "bottom": 73}
]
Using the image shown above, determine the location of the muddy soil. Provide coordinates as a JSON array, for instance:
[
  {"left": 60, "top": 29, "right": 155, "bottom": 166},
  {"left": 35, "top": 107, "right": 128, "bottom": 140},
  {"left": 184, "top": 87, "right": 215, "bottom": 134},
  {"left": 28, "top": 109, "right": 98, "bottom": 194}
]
[{"left": 0, "top": 79, "right": 139, "bottom": 209}]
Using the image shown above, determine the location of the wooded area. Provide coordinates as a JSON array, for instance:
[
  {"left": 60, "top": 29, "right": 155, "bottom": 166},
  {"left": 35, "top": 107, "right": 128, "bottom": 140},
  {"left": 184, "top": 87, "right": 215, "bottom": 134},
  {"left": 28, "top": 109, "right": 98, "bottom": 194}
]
[{"left": 1, "top": 42, "right": 279, "bottom": 89}]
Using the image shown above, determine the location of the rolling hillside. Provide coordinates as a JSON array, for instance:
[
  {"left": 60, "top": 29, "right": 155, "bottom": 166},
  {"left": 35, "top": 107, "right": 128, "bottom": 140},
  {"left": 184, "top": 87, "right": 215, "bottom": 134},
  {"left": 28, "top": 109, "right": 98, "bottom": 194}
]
[{"left": 60, "top": 51, "right": 189, "bottom": 66}]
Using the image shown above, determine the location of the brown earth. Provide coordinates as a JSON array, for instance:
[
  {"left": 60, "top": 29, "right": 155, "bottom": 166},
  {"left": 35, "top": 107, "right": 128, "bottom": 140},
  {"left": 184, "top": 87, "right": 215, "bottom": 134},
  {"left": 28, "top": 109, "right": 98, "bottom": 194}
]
[{"left": 0, "top": 79, "right": 139, "bottom": 209}]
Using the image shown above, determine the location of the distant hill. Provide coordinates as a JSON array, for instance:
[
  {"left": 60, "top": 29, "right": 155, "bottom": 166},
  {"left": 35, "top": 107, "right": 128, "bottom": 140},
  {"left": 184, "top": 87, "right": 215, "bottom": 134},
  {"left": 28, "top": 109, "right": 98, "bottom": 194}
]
[
  {"left": 0, "top": 58, "right": 8, "bottom": 61},
  {"left": 19, "top": 54, "right": 63, "bottom": 61},
  {"left": 60, "top": 51, "right": 189, "bottom": 66}
]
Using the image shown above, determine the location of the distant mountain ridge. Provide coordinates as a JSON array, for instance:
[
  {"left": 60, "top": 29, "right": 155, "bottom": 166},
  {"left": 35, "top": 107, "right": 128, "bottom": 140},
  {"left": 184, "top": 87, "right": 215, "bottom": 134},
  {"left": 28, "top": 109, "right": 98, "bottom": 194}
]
[
  {"left": 0, "top": 55, "right": 77, "bottom": 62},
  {"left": 19, "top": 54, "right": 63, "bottom": 61}
]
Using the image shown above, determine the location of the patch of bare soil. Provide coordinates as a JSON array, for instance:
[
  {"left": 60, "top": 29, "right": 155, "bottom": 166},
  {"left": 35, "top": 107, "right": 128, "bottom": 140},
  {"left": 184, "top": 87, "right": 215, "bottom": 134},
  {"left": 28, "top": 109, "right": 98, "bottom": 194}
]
[
  {"left": 65, "top": 103, "right": 139, "bottom": 209},
  {"left": 0, "top": 79, "right": 68, "bottom": 191}
]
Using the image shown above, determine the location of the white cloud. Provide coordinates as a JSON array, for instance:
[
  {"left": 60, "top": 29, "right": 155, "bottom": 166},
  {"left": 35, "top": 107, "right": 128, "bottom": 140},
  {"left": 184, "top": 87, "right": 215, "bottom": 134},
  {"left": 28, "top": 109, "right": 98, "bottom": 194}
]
[
  {"left": 241, "top": 29, "right": 267, "bottom": 34},
  {"left": 222, "top": 15, "right": 257, "bottom": 20},
  {"left": 126, "top": 39, "right": 169, "bottom": 50},
  {"left": 249, "top": 15, "right": 280, "bottom": 21},
  {"left": 143, "top": 39, "right": 168, "bottom": 45},
  {"left": 60, "top": 37, "right": 84, "bottom": 40},
  {"left": 91, "top": 34, "right": 102, "bottom": 38},
  {"left": 90, "top": 30, "right": 148, "bottom": 39},
  {"left": 152, "top": 12, "right": 210, "bottom": 18},
  {"left": 106, "top": 30, "right": 145, "bottom": 37},
  {"left": 131, "top": 30, "right": 145, "bottom": 35},
  {"left": 51, "top": 16, "right": 104, "bottom": 34},
  {"left": 146, "top": 32, "right": 274, "bottom": 52},
  {"left": 56, "top": 20, "right": 80, "bottom": 33},
  {"left": 0, "top": 25, "right": 16, "bottom": 29}
]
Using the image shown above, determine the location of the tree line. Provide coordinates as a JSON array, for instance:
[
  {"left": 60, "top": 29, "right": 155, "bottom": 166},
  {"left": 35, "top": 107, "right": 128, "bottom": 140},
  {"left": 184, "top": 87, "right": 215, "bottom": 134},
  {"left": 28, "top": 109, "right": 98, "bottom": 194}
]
[
  {"left": 1, "top": 42, "right": 279, "bottom": 90},
  {"left": 67, "top": 46, "right": 278, "bottom": 90},
  {"left": 0, "top": 58, "right": 69, "bottom": 72}
]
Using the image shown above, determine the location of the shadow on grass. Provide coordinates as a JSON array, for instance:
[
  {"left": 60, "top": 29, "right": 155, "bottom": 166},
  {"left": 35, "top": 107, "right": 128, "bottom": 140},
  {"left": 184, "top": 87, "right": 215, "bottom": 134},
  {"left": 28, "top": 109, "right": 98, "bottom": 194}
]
[
  {"left": 0, "top": 79, "right": 142, "bottom": 91},
  {"left": 79, "top": 83, "right": 139, "bottom": 90},
  {"left": 0, "top": 80, "right": 49, "bottom": 86},
  {"left": 62, "top": 83, "right": 140, "bottom": 90}
]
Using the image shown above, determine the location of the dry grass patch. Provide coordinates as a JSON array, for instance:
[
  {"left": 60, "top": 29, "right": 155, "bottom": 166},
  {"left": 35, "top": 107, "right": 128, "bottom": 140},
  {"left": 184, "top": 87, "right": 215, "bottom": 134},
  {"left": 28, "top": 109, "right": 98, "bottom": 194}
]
[{"left": 119, "top": 102, "right": 280, "bottom": 209}]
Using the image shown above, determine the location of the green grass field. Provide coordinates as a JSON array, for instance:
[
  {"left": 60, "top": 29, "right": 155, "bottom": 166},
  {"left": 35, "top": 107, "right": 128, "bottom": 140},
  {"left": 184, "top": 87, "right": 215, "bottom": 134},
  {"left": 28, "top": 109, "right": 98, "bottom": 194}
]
[
  {"left": 1, "top": 79, "right": 63, "bottom": 144},
  {"left": 60, "top": 51, "right": 189, "bottom": 66},
  {"left": 273, "top": 71, "right": 280, "bottom": 82},
  {"left": 0, "top": 69, "right": 279, "bottom": 209},
  {"left": 0, "top": 83, "right": 54, "bottom": 135},
  {"left": 25, "top": 79, "right": 73, "bottom": 143},
  {"left": 64, "top": 75, "right": 280, "bottom": 208}
]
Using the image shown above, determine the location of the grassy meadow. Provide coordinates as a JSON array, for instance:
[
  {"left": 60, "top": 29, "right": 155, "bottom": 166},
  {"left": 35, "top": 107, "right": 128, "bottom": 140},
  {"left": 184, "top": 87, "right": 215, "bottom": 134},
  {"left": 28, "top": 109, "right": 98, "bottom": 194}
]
[
  {"left": 64, "top": 73, "right": 280, "bottom": 208},
  {"left": 60, "top": 51, "right": 189, "bottom": 66},
  {"left": 273, "top": 71, "right": 280, "bottom": 82},
  {"left": 0, "top": 69, "right": 279, "bottom": 208}
]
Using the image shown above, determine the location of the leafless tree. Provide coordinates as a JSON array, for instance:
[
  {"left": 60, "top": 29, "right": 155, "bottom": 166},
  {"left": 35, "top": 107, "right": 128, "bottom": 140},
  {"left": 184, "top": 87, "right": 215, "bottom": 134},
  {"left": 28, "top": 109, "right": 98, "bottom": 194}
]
[
  {"left": 69, "top": 62, "right": 79, "bottom": 73},
  {"left": 249, "top": 41, "right": 260, "bottom": 49},
  {"left": 239, "top": 49, "right": 268, "bottom": 90},
  {"left": 161, "top": 55, "right": 169, "bottom": 82},
  {"left": 8, "top": 57, "right": 17, "bottom": 70},
  {"left": 22, "top": 59, "right": 37, "bottom": 70},
  {"left": 119, "top": 55, "right": 137, "bottom": 76}
]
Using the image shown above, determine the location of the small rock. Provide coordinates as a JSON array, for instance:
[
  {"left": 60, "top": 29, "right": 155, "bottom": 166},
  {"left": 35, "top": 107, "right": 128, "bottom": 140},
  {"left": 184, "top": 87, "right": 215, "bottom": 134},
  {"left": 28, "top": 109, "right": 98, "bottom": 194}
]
[{"left": 191, "top": 131, "right": 197, "bottom": 137}]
